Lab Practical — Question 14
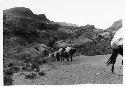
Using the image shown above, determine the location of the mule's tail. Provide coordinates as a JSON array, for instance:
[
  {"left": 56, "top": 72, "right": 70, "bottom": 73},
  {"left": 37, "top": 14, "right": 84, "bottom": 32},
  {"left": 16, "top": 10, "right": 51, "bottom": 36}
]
[
  {"left": 106, "top": 57, "right": 113, "bottom": 66},
  {"left": 106, "top": 53, "right": 117, "bottom": 66}
]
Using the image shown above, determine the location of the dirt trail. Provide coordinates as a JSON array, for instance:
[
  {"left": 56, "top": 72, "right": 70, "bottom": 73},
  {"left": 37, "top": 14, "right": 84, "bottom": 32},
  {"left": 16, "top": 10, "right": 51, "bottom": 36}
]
[{"left": 13, "top": 54, "right": 123, "bottom": 85}]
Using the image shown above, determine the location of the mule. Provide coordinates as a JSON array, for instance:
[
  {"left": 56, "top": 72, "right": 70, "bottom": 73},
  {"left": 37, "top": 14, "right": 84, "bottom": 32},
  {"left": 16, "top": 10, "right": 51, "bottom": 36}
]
[
  {"left": 106, "top": 28, "right": 123, "bottom": 73},
  {"left": 48, "top": 48, "right": 65, "bottom": 61},
  {"left": 62, "top": 47, "right": 76, "bottom": 61},
  {"left": 58, "top": 48, "right": 65, "bottom": 61},
  {"left": 51, "top": 51, "right": 60, "bottom": 61}
]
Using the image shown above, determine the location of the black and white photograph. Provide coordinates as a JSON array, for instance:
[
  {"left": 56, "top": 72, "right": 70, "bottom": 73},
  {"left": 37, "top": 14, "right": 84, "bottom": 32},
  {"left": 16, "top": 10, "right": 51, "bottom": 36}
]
[{"left": 1, "top": 0, "right": 124, "bottom": 86}]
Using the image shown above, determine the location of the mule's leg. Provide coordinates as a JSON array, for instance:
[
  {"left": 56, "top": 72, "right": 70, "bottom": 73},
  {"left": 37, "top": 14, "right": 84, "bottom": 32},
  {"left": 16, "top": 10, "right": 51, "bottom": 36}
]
[
  {"left": 60, "top": 56, "right": 63, "bottom": 62},
  {"left": 67, "top": 54, "right": 69, "bottom": 61},
  {"left": 108, "top": 49, "right": 118, "bottom": 73},
  {"left": 111, "top": 52, "right": 118, "bottom": 73},
  {"left": 67, "top": 58, "right": 69, "bottom": 61},
  {"left": 59, "top": 55, "right": 61, "bottom": 62},
  {"left": 111, "top": 63, "right": 115, "bottom": 73},
  {"left": 60, "top": 55, "right": 62, "bottom": 61},
  {"left": 59, "top": 56, "right": 60, "bottom": 61},
  {"left": 68, "top": 54, "right": 71, "bottom": 61},
  {"left": 62, "top": 57, "right": 64, "bottom": 61},
  {"left": 57, "top": 56, "right": 60, "bottom": 61},
  {"left": 61, "top": 54, "right": 64, "bottom": 61},
  {"left": 117, "top": 46, "right": 123, "bottom": 65},
  {"left": 61, "top": 54, "right": 64, "bottom": 62},
  {"left": 62, "top": 56, "right": 64, "bottom": 61},
  {"left": 67, "top": 57, "right": 69, "bottom": 61},
  {"left": 71, "top": 55, "right": 72, "bottom": 61}
]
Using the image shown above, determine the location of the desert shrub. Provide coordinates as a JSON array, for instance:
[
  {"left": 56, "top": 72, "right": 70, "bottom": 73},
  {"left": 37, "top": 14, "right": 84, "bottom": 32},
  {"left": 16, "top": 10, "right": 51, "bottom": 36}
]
[
  {"left": 39, "top": 71, "right": 45, "bottom": 76},
  {"left": 4, "top": 76, "right": 13, "bottom": 86},
  {"left": 76, "top": 35, "right": 113, "bottom": 56}
]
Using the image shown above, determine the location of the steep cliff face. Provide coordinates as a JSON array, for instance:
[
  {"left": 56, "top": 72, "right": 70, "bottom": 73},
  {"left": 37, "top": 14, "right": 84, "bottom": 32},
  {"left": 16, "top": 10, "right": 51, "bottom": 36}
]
[
  {"left": 105, "top": 19, "right": 122, "bottom": 32},
  {"left": 3, "top": 7, "right": 122, "bottom": 59},
  {"left": 3, "top": 7, "right": 50, "bottom": 22},
  {"left": 3, "top": 7, "right": 61, "bottom": 43}
]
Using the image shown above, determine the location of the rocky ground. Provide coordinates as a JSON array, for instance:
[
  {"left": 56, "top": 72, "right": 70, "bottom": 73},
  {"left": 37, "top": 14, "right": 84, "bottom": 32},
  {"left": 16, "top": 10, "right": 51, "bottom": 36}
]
[
  {"left": 12, "top": 54, "right": 123, "bottom": 85},
  {"left": 3, "top": 7, "right": 123, "bottom": 85}
]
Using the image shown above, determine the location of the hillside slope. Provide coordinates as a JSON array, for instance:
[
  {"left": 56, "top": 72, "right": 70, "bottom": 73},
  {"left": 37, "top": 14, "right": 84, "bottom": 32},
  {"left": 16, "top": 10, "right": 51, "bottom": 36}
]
[{"left": 3, "top": 7, "right": 122, "bottom": 67}]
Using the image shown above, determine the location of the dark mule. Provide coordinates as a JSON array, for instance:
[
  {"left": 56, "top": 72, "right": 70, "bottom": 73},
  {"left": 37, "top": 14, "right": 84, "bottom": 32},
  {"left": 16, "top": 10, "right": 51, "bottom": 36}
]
[
  {"left": 62, "top": 51, "right": 69, "bottom": 61},
  {"left": 106, "top": 45, "right": 123, "bottom": 73},
  {"left": 106, "top": 27, "right": 123, "bottom": 73},
  {"left": 59, "top": 48, "right": 66, "bottom": 61},
  {"left": 48, "top": 51, "right": 60, "bottom": 61},
  {"left": 52, "top": 48, "right": 65, "bottom": 61},
  {"left": 54, "top": 51, "right": 60, "bottom": 61},
  {"left": 68, "top": 48, "right": 76, "bottom": 61},
  {"left": 62, "top": 47, "right": 76, "bottom": 61}
]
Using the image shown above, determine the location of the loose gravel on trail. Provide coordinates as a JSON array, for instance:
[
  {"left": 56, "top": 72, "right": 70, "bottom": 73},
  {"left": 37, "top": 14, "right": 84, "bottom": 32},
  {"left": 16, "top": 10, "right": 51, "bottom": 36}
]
[{"left": 13, "top": 54, "right": 123, "bottom": 85}]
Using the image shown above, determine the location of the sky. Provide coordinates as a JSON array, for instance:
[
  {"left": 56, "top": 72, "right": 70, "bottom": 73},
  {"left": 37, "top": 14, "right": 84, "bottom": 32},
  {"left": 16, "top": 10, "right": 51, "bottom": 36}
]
[{"left": 0, "top": 0, "right": 125, "bottom": 29}]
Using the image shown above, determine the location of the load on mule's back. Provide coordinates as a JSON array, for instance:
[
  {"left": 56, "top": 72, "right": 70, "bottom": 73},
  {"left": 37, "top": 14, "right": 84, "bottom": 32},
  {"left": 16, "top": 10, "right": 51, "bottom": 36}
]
[
  {"left": 62, "top": 46, "right": 76, "bottom": 61},
  {"left": 48, "top": 46, "right": 76, "bottom": 62},
  {"left": 106, "top": 27, "right": 123, "bottom": 73},
  {"left": 48, "top": 47, "right": 65, "bottom": 61}
]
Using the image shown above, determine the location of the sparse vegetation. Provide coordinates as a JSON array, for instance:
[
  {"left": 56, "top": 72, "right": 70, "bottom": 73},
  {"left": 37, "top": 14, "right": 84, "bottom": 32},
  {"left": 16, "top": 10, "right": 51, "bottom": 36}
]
[
  {"left": 3, "top": 7, "right": 122, "bottom": 85},
  {"left": 25, "top": 72, "right": 37, "bottom": 79},
  {"left": 4, "top": 76, "right": 13, "bottom": 85}
]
